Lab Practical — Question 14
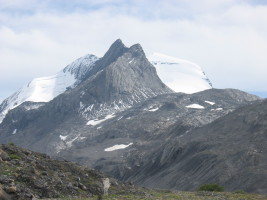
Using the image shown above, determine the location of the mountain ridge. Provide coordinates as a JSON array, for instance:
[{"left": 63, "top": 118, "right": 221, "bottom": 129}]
[
  {"left": 0, "top": 39, "right": 265, "bottom": 195},
  {"left": 0, "top": 39, "right": 212, "bottom": 124}
]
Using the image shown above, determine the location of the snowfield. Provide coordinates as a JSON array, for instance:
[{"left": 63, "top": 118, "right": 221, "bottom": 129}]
[
  {"left": 0, "top": 54, "right": 98, "bottom": 123},
  {"left": 149, "top": 53, "right": 212, "bottom": 94}
]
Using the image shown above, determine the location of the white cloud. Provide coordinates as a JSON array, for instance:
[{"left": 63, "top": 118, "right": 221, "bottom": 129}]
[{"left": 0, "top": 0, "right": 267, "bottom": 100}]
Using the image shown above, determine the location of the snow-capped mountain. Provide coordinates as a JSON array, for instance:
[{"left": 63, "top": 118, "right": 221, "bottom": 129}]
[
  {"left": 149, "top": 53, "right": 212, "bottom": 94},
  {"left": 0, "top": 39, "right": 172, "bottom": 154},
  {"left": 0, "top": 39, "right": 265, "bottom": 194},
  {"left": 0, "top": 54, "right": 98, "bottom": 123},
  {"left": 0, "top": 43, "right": 212, "bottom": 124}
]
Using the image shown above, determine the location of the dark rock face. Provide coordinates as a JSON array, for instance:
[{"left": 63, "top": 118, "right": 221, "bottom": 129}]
[
  {"left": 0, "top": 144, "right": 137, "bottom": 200},
  {"left": 54, "top": 88, "right": 260, "bottom": 190},
  {"left": 123, "top": 99, "right": 267, "bottom": 194}
]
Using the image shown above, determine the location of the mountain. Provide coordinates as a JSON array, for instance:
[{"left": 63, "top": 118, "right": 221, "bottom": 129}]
[
  {"left": 149, "top": 53, "right": 212, "bottom": 93},
  {"left": 0, "top": 39, "right": 264, "bottom": 194},
  {"left": 0, "top": 39, "right": 171, "bottom": 154},
  {"left": 0, "top": 143, "right": 138, "bottom": 199},
  {"left": 0, "top": 44, "right": 212, "bottom": 124}
]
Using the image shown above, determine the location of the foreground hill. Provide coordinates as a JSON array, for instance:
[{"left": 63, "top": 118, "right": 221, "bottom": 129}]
[
  {"left": 1, "top": 145, "right": 266, "bottom": 200},
  {"left": 0, "top": 144, "right": 137, "bottom": 200}
]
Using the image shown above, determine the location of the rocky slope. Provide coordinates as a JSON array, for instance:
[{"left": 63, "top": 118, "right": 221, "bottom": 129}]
[
  {"left": 0, "top": 143, "right": 138, "bottom": 200},
  {"left": 55, "top": 89, "right": 260, "bottom": 187},
  {"left": 123, "top": 98, "right": 267, "bottom": 194}
]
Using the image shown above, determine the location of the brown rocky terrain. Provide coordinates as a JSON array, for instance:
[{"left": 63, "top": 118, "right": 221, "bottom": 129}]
[{"left": 0, "top": 143, "right": 138, "bottom": 200}]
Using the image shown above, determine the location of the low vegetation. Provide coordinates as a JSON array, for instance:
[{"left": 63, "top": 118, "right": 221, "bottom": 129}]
[
  {"left": 43, "top": 190, "right": 267, "bottom": 200},
  {"left": 1, "top": 144, "right": 267, "bottom": 200},
  {"left": 197, "top": 184, "right": 224, "bottom": 192}
]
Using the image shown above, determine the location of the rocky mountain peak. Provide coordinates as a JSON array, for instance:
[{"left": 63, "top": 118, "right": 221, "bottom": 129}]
[
  {"left": 128, "top": 43, "right": 145, "bottom": 58},
  {"left": 100, "top": 39, "right": 128, "bottom": 64}
]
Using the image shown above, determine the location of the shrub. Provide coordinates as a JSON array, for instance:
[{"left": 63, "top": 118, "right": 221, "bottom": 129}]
[
  {"left": 197, "top": 184, "right": 224, "bottom": 192},
  {"left": 8, "top": 154, "right": 21, "bottom": 160},
  {"left": 235, "top": 190, "right": 246, "bottom": 194}
]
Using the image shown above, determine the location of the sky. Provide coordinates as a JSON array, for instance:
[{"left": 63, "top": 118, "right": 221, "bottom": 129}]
[{"left": 1, "top": 0, "right": 267, "bottom": 102}]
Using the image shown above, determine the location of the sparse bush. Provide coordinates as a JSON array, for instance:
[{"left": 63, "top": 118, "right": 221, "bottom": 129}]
[
  {"left": 8, "top": 153, "right": 21, "bottom": 160},
  {"left": 235, "top": 190, "right": 246, "bottom": 194},
  {"left": 8, "top": 142, "right": 15, "bottom": 146},
  {"left": 197, "top": 184, "right": 224, "bottom": 192}
]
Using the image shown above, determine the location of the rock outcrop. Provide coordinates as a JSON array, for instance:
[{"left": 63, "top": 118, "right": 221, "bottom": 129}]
[{"left": 0, "top": 144, "right": 137, "bottom": 199}]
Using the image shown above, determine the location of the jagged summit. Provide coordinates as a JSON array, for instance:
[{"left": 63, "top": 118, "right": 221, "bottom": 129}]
[
  {"left": 149, "top": 52, "right": 212, "bottom": 94},
  {"left": 0, "top": 40, "right": 172, "bottom": 154},
  {"left": 96, "top": 39, "right": 128, "bottom": 67}
]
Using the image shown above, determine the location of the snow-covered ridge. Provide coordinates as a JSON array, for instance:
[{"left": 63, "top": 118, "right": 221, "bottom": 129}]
[
  {"left": 149, "top": 52, "right": 212, "bottom": 94},
  {"left": 0, "top": 54, "right": 99, "bottom": 123},
  {"left": 64, "top": 54, "right": 98, "bottom": 80}
]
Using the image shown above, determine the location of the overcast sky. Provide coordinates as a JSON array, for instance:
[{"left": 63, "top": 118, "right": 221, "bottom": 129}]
[{"left": 1, "top": 0, "right": 267, "bottom": 101}]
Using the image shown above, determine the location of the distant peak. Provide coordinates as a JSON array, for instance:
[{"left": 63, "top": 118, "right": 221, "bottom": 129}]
[
  {"left": 102, "top": 39, "right": 127, "bottom": 58},
  {"left": 129, "top": 43, "right": 143, "bottom": 52},
  {"left": 128, "top": 43, "right": 146, "bottom": 58},
  {"left": 110, "top": 39, "right": 126, "bottom": 49}
]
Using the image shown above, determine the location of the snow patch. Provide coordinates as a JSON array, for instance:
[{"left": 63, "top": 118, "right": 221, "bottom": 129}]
[
  {"left": 79, "top": 137, "right": 87, "bottom": 140},
  {"left": 205, "top": 101, "right": 215, "bottom": 105},
  {"left": 87, "top": 114, "right": 116, "bottom": 126},
  {"left": 117, "top": 116, "right": 123, "bottom": 121},
  {"left": 24, "top": 103, "right": 45, "bottom": 111},
  {"left": 148, "top": 107, "right": 159, "bottom": 112},
  {"left": 104, "top": 143, "right": 133, "bottom": 152},
  {"left": 186, "top": 104, "right": 205, "bottom": 109},
  {"left": 59, "top": 135, "right": 67, "bottom": 141},
  {"left": 216, "top": 108, "right": 223, "bottom": 111},
  {"left": 66, "top": 136, "right": 79, "bottom": 147},
  {"left": 144, "top": 105, "right": 160, "bottom": 112},
  {"left": 12, "top": 129, "right": 17, "bottom": 135},
  {"left": 129, "top": 59, "right": 134, "bottom": 64}
]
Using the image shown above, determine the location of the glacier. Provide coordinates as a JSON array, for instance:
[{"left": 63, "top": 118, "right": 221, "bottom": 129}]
[{"left": 149, "top": 53, "right": 212, "bottom": 94}]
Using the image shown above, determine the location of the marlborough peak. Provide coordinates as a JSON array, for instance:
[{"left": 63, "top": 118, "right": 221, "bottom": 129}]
[{"left": 0, "top": 40, "right": 172, "bottom": 154}]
